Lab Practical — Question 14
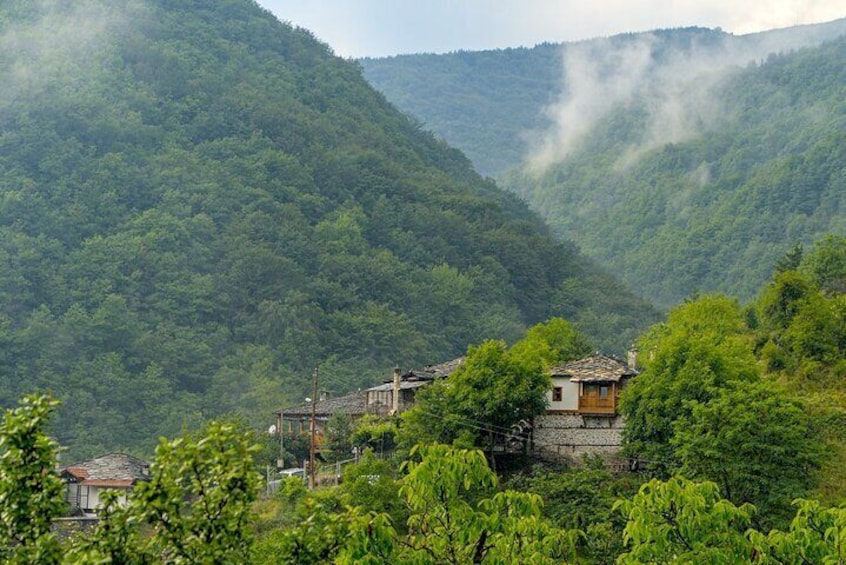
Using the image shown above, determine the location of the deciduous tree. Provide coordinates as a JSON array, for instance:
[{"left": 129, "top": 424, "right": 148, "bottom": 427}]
[
  {"left": 0, "top": 394, "right": 64, "bottom": 565},
  {"left": 615, "top": 477, "right": 755, "bottom": 564},
  {"left": 509, "top": 317, "right": 593, "bottom": 369},
  {"left": 339, "top": 444, "right": 578, "bottom": 564},
  {"left": 673, "top": 380, "right": 824, "bottom": 528},
  {"left": 748, "top": 499, "right": 846, "bottom": 564},
  {"left": 621, "top": 295, "right": 758, "bottom": 474},
  {"left": 132, "top": 422, "right": 262, "bottom": 564},
  {"left": 400, "top": 339, "right": 549, "bottom": 450}
]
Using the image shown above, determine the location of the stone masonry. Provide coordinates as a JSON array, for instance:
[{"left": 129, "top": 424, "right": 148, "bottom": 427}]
[{"left": 534, "top": 413, "right": 626, "bottom": 464}]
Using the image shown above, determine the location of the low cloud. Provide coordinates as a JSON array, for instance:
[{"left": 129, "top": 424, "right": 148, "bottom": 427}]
[
  {"left": 0, "top": 2, "right": 131, "bottom": 112},
  {"left": 526, "top": 20, "right": 846, "bottom": 174},
  {"left": 527, "top": 35, "right": 656, "bottom": 172}
]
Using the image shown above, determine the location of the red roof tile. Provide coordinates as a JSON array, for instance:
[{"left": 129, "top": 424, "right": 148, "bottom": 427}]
[{"left": 81, "top": 479, "right": 134, "bottom": 488}]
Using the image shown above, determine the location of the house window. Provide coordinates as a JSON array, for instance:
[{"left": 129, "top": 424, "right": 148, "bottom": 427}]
[
  {"left": 80, "top": 486, "right": 89, "bottom": 510},
  {"left": 599, "top": 386, "right": 610, "bottom": 398},
  {"left": 552, "top": 387, "right": 562, "bottom": 402}
]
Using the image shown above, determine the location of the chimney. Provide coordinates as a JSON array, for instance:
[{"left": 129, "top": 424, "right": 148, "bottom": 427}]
[
  {"left": 391, "top": 366, "right": 401, "bottom": 414},
  {"left": 627, "top": 346, "right": 638, "bottom": 370}
]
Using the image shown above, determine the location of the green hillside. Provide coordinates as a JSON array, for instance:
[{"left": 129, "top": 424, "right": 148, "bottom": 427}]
[
  {"left": 361, "top": 22, "right": 846, "bottom": 308},
  {"left": 360, "top": 21, "right": 846, "bottom": 178},
  {"left": 503, "top": 36, "right": 846, "bottom": 307},
  {"left": 361, "top": 43, "right": 564, "bottom": 177},
  {"left": 0, "top": 0, "right": 657, "bottom": 458}
]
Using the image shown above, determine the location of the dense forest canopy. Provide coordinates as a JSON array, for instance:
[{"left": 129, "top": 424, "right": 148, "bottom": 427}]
[
  {"left": 1, "top": 4, "right": 845, "bottom": 563},
  {"left": 504, "top": 36, "right": 846, "bottom": 307},
  {"left": 361, "top": 43, "right": 566, "bottom": 178},
  {"left": 360, "top": 19, "right": 846, "bottom": 177},
  {"left": 0, "top": 233, "right": 842, "bottom": 562},
  {"left": 361, "top": 21, "right": 846, "bottom": 308},
  {"left": 0, "top": 0, "right": 657, "bottom": 459}
]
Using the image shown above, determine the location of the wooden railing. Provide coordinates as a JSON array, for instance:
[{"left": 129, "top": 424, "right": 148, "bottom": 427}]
[{"left": 578, "top": 396, "right": 616, "bottom": 414}]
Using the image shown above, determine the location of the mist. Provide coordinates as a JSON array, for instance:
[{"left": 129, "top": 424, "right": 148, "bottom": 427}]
[
  {"left": 0, "top": 2, "right": 132, "bottom": 115},
  {"left": 527, "top": 18, "right": 846, "bottom": 173}
]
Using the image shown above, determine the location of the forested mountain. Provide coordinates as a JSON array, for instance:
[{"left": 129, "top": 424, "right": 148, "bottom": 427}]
[
  {"left": 361, "top": 43, "right": 565, "bottom": 178},
  {"left": 1, "top": 235, "right": 844, "bottom": 563},
  {"left": 362, "top": 21, "right": 846, "bottom": 308},
  {"left": 0, "top": 0, "right": 657, "bottom": 458},
  {"left": 503, "top": 36, "right": 846, "bottom": 307},
  {"left": 359, "top": 19, "right": 846, "bottom": 178}
]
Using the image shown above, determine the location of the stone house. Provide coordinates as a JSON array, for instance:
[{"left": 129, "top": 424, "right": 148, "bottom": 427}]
[
  {"left": 273, "top": 358, "right": 464, "bottom": 457},
  {"left": 61, "top": 453, "right": 150, "bottom": 515},
  {"left": 275, "top": 390, "right": 367, "bottom": 452},
  {"left": 363, "top": 357, "right": 464, "bottom": 415},
  {"left": 534, "top": 354, "right": 638, "bottom": 463}
]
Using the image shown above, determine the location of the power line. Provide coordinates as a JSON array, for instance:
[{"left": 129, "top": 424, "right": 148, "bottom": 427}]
[{"left": 407, "top": 404, "right": 673, "bottom": 468}]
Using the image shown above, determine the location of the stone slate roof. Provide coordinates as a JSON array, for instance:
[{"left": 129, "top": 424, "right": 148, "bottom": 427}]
[
  {"left": 275, "top": 357, "right": 464, "bottom": 418},
  {"left": 62, "top": 453, "right": 150, "bottom": 487},
  {"left": 276, "top": 391, "right": 367, "bottom": 418},
  {"left": 364, "top": 380, "right": 429, "bottom": 393},
  {"left": 402, "top": 357, "right": 464, "bottom": 381},
  {"left": 549, "top": 355, "right": 638, "bottom": 383}
]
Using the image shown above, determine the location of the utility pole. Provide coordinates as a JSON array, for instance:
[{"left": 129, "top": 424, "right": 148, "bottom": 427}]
[
  {"left": 284, "top": 410, "right": 285, "bottom": 470},
  {"left": 489, "top": 426, "right": 496, "bottom": 473},
  {"left": 309, "top": 364, "right": 318, "bottom": 490}
]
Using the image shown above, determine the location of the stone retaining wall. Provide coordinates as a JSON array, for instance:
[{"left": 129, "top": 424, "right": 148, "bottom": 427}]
[
  {"left": 534, "top": 413, "right": 626, "bottom": 465},
  {"left": 53, "top": 516, "right": 99, "bottom": 540}
]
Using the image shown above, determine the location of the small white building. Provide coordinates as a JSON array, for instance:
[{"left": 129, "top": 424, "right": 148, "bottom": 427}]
[
  {"left": 61, "top": 453, "right": 150, "bottom": 515},
  {"left": 535, "top": 355, "right": 638, "bottom": 464}
]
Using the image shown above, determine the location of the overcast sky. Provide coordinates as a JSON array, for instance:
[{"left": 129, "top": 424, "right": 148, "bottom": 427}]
[{"left": 256, "top": 0, "right": 846, "bottom": 58}]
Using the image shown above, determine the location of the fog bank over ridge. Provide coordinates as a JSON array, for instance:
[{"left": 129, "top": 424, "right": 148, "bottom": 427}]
[{"left": 528, "top": 19, "right": 846, "bottom": 172}]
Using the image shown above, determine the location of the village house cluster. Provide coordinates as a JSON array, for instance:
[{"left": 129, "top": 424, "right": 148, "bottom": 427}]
[
  {"left": 275, "top": 352, "right": 638, "bottom": 465},
  {"left": 63, "top": 352, "right": 638, "bottom": 515}
]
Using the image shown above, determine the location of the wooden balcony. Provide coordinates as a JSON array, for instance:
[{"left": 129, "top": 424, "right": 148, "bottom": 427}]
[{"left": 578, "top": 383, "right": 618, "bottom": 415}]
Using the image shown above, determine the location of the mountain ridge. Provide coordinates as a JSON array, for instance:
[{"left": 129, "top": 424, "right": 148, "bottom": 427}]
[
  {"left": 360, "top": 17, "right": 846, "bottom": 177},
  {"left": 360, "top": 18, "right": 846, "bottom": 307}
]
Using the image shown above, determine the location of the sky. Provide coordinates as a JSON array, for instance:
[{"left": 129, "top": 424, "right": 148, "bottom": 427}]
[{"left": 257, "top": 0, "right": 846, "bottom": 58}]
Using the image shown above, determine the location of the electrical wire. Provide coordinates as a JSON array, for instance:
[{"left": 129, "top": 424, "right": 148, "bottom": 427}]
[{"left": 407, "top": 404, "right": 673, "bottom": 468}]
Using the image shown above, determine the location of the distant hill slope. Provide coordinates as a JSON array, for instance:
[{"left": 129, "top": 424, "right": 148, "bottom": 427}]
[
  {"left": 502, "top": 36, "right": 846, "bottom": 307},
  {"left": 361, "top": 20, "right": 846, "bottom": 307},
  {"left": 360, "top": 19, "right": 846, "bottom": 178},
  {"left": 361, "top": 43, "right": 564, "bottom": 177},
  {"left": 0, "top": 0, "right": 657, "bottom": 458}
]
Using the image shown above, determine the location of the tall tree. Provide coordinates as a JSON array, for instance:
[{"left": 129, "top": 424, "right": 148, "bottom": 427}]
[
  {"left": 400, "top": 339, "right": 549, "bottom": 449},
  {"left": 672, "top": 380, "right": 824, "bottom": 527},
  {"left": 801, "top": 234, "right": 846, "bottom": 295},
  {"left": 509, "top": 316, "right": 593, "bottom": 369},
  {"left": 621, "top": 295, "right": 758, "bottom": 474},
  {"left": 757, "top": 267, "right": 846, "bottom": 375}
]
